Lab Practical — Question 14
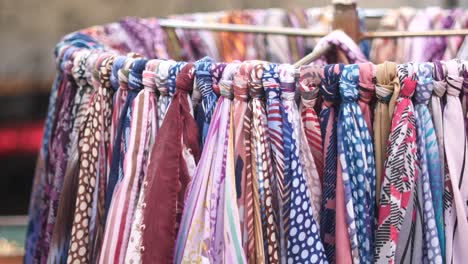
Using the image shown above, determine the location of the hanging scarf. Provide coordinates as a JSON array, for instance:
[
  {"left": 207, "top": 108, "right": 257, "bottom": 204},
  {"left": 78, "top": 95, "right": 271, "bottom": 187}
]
[
  {"left": 299, "top": 65, "right": 324, "bottom": 184},
  {"left": 443, "top": 60, "right": 468, "bottom": 264},
  {"left": 155, "top": 60, "right": 175, "bottom": 128},
  {"left": 260, "top": 63, "right": 286, "bottom": 263},
  {"left": 105, "top": 59, "right": 147, "bottom": 222},
  {"left": 99, "top": 59, "right": 150, "bottom": 263},
  {"left": 319, "top": 64, "right": 345, "bottom": 263},
  {"left": 141, "top": 63, "right": 200, "bottom": 264},
  {"left": 431, "top": 61, "right": 446, "bottom": 181},
  {"left": 282, "top": 64, "right": 327, "bottom": 263},
  {"left": 413, "top": 62, "right": 444, "bottom": 263},
  {"left": 122, "top": 60, "right": 164, "bottom": 264},
  {"left": 175, "top": 63, "right": 242, "bottom": 262},
  {"left": 374, "top": 61, "right": 400, "bottom": 207},
  {"left": 375, "top": 65, "right": 418, "bottom": 264},
  {"left": 247, "top": 62, "right": 267, "bottom": 263},
  {"left": 195, "top": 56, "right": 216, "bottom": 145},
  {"left": 105, "top": 57, "right": 134, "bottom": 216},
  {"left": 219, "top": 63, "right": 246, "bottom": 262},
  {"left": 35, "top": 49, "right": 79, "bottom": 263},
  {"left": 281, "top": 64, "right": 322, "bottom": 224},
  {"left": 338, "top": 64, "right": 376, "bottom": 263},
  {"left": 232, "top": 61, "right": 254, "bottom": 256},
  {"left": 67, "top": 54, "right": 115, "bottom": 263},
  {"left": 25, "top": 46, "right": 74, "bottom": 263},
  {"left": 47, "top": 51, "right": 96, "bottom": 264}
]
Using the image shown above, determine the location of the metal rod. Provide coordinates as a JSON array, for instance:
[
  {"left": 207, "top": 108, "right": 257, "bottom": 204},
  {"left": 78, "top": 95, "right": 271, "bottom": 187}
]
[{"left": 159, "top": 19, "right": 468, "bottom": 38}]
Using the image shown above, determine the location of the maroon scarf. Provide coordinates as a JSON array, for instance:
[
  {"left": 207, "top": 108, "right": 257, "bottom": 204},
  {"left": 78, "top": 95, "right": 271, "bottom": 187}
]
[{"left": 141, "top": 63, "right": 200, "bottom": 263}]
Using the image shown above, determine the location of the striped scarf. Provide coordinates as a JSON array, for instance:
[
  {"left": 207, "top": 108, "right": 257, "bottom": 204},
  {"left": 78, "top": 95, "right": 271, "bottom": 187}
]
[
  {"left": 319, "top": 64, "right": 343, "bottom": 263},
  {"left": 232, "top": 61, "right": 254, "bottom": 256},
  {"left": 298, "top": 65, "right": 324, "bottom": 185}
]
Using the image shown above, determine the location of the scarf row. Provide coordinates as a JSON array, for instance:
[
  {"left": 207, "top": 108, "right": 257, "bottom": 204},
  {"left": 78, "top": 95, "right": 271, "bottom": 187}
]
[{"left": 26, "top": 48, "right": 468, "bottom": 264}]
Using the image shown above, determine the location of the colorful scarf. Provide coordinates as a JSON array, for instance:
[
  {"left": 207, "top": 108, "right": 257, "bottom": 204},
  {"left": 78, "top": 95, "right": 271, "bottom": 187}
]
[
  {"left": 319, "top": 64, "right": 343, "bottom": 263},
  {"left": 338, "top": 64, "right": 376, "bottom": 263},
  {"left": 298, "top": 65, "right": 324, "bottom": 184},
  {"left": 155, "top": 60, "right": 175, "bottom": 128},
  {"left": 413, "top": 62, "right": 443, "bottom": 263},
  {"left": 375, "top": 65, "right": 418, "bottom": 264},
  {"left": 374, "top": 62, "right": 400, "bottom": 207},
  {"left": 195, "top": 56, "right": 216, "bottom": 145},
  {"left": 67, "top": 54, "right": 115, "bottom": 263}
]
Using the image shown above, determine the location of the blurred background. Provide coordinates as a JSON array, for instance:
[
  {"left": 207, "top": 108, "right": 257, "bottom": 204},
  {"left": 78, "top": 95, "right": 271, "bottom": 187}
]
[{"left": 0, "top": 0, "right": 466, "bottom": 261}]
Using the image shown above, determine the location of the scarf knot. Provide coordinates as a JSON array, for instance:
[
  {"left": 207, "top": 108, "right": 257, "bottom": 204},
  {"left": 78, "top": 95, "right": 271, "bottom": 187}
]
[
  {"left": 60, "top": 47, "right": 77, "bottom": 75},
  {"left": 262, "top": 63, "right": 281, "bottom": 100},
  {"left": 142, "top": 60, "right": 159, "bottom": 92},
  {"left": 339, "top": 64, "right": 360, "bottom": 102},
  {"left": 358, "top": 62, "right": 376, "bottom": 104},
  {"left": 168, "top": 62, "right": 188, "bottom": 96},
  {"left": 445, "top": 60, "right": 463, "bottom": 97},
  {"left": 128, "top": 59, "right": 148, "bottom": 91},
  {"left": 279, "top": 64, "right": 296, "bottom": 93},
  {"left": 211, "top": 62, "right": 227, "bottom": 96},
  {"left": 233, "top": 62, "right": 252, "bottom": 101},
  {"left": 175, "top": 63, "right": 195, "bottom": 93},
  {"left": 111, "top": 56, "right": 127, "bottom": 91},
  {"left": 400, "top": 77, "right": 417, "bottom": 98},
  {"left": 72, "top": 51, "right": 91, "bottom": 88},
  {"left": 249, "top": 63, "right": 266, "bottom": 99},
  {"left": 414, "top": 63, "right": 434, "bottom": 105},
  {"left": 299, "top": 65, "right": 321, "bottom": 108},
  {"left": 118, "top": 58, "right": 133, "bottom": 91},
  {"left": 321, "top": 64, "right": 343, "bottom": 106},
  {"left": 195, "top": 58, "right": 215, "bottom": 98},
  {"left": 156, "top": 60, "right": 175, "bottom": 96},
  {"left": 219, "top": 63, "right": 238, "bottom": 99}
]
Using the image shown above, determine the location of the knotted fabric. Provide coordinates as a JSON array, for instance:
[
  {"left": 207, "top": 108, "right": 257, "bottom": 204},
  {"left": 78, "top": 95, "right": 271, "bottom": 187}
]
[
  {"left": 195, "top": 56, "right": 216, "bottom": 145},
  {"left": 175, "top": 63, "right": 246, "bottom": 263},
  {"left": 320, "top": 64, "right": 348, "bottom": 263},
  {"left": 374, "top": 61, "right": 400, "bottom": 207},
  {"left": 375, "top": 66, "right": 418, "bottom": 264},
  {"left": 299, "top": 65, "right": 324, "bottom": 185},
  {"left": 413, "top": 62, "right": 444, "bottom": 263},
  {"left": 247, "top": 62, "right": 267, "bottom": 262},
  {"left": 232, "top": 61, "right": 253, "bottom": 257},
  {"left": 431, "top": 61, "right": 446, "bottom": 182},
  {"left": 34, "top": 48, "right": 79, "bottom": 263},
  {"left": 261, "top": 63, "right": 284, "bottom": 263},
  {"left": 167, "top": 61, "right": 188, "bottom": 106},
  {"left": 141, "top": 63, "right": 200, "bottom": 264},
  {"left": 25, "top": 46, "right": 74, "bottom": 263},
  {"left": 99, "top": 59, "right": 151, "bottom": 263},
  {"left": 67, "top": 54, "right": 115, "bottom": 263},
  {"left": 277, "top": 64, "right": 327, "bottom": 264},
  {"left": 155, "top": 60, "right": 175, "bottom": 128},
  {"left": 47, "top": 51, "right": 96, "bottom": 264},
  {"left": 443, "top": 60, "right": 468, "bottom": 264},
  {"left": 338, "top": 64, "right": 376, "bottom": 263},
  {"left": 211, "top": 62, "right": 227, "bottom": 96},
  {"left": 124, "top": 60, "right": 161, "bottom": 263},
  {"left": 105, "top": 59, "right": 147, "bottom": 222}
]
